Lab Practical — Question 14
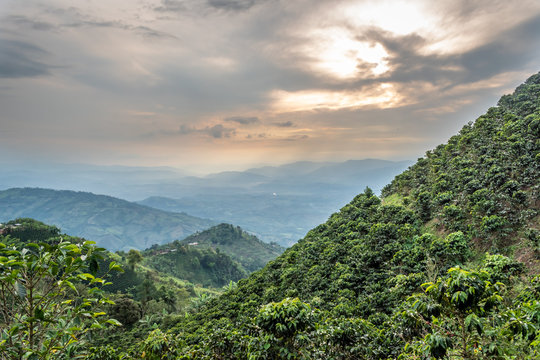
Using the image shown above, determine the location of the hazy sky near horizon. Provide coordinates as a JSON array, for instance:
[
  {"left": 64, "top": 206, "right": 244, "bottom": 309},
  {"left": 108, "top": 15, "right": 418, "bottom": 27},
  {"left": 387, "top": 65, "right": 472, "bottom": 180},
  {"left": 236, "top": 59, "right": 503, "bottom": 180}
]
[{"left": 1, "top": 0, "right": 540, "bottom": 173}]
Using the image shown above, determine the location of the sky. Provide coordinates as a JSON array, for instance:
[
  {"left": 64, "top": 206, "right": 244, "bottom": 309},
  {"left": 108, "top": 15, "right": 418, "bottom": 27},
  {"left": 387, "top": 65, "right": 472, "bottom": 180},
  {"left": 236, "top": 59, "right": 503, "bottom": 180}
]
[{"left": 1, "top": 0, "right": 539, "bottom": 174}]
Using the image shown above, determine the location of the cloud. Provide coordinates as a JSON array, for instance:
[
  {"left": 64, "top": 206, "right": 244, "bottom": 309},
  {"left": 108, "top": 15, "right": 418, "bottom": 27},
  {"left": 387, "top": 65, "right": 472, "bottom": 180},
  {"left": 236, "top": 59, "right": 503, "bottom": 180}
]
[
  {"left": 0, "top": 0, "right": 539, "bottom": 170},
  {"left": 270, "top": 83, "right": 408, "bottom": 112},
  {"left": 356, "top": 13, "right": 540, "bottom": 90},
  {"left": 62, "top": 18, "right": 176, "bottom": 39},
  {"left": 155, "top": 0, "right": 186, "bottom": 13},
  {"left": 0, "top": 39, "right": 51, "bottom": 78},
  {"left": 5, "top": 15, "right": 56, "bottom": 31},
  {"left": 273, "top": 121, "right": 294, "bottom": 127},
  {"left": 283, "top": 134, "right": 309, "bottom": 141},
  {"left": 224, "top": 116, "right": 259, "bottom": 125},
  {"left": 5, "top": 11, "right": 175, "bottom": 39},
  {"left": 179, "top": 124, "right": 236, "bottom": 138},
  {"left": 207, "top": 0, "right": 260, "bottom": 11}
]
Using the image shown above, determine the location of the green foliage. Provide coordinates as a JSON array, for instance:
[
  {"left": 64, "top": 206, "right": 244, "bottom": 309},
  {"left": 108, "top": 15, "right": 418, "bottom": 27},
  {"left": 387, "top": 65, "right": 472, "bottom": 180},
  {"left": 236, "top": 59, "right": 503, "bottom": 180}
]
[
  {"left": 87, "top": 345, "right": 129, "bottom": 360},
  {"left": 138, "top": 329, "right": 181, "bottom": 360},
  {"left": 2, "top": 218, "right": 61, "bottom": 242},
  {"left": 126, "top": 249, "right": 143, "bottom": 270},
  {"left": 429, "top": 231, "right": 471, "bottom": 268},
  {"left": 256, "top": 298, "right": 315, "bottom": 338},
  {"left": 400, "top": 263, "right": 540, "bottom": 359},
  {"left": 383, "top": 72, "right": 540, "bottom": 250},
  {"left": 109, "top": 296, "right": 142, "bottom": 327},
  {"left": 0, "top": 237, "right": 120, "bottom": 359}
]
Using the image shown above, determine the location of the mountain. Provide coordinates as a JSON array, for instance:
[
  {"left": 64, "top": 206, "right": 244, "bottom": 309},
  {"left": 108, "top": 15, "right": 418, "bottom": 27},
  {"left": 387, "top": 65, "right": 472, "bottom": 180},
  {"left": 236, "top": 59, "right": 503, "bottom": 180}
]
[
  {"left": 179, "top": 223, "right": 285, "bottom": 272},
  {"left": 140, "top": 224, "right": 284, "bottom": 288},
  {"left": 151, "top": 73, "right": 540, "bottom": 358},
  {"left": 138, "top": 159, "right": 412, "bottom": 246},
  {"left": 246, "top": 161, "right": 335, "bottom": 178},
  {"left": 0, "top": 159, "right": 411, "bottom": 202},
  {"left": 0, "top": 188, "right": 215, "bottom": 251},
  {"left": 142, "top": 241, "right": 249, "bottom": 289}
]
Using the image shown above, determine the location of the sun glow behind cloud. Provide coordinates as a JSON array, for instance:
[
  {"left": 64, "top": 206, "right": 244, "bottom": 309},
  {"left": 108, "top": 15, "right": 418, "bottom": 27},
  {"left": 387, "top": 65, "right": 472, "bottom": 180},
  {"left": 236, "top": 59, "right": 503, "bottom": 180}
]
[
  {"left": 270, "top": 83, "right": 405, "bottom": 112},
  {"left": 305, "top": 27, "right": 389, "bottom": 79}
]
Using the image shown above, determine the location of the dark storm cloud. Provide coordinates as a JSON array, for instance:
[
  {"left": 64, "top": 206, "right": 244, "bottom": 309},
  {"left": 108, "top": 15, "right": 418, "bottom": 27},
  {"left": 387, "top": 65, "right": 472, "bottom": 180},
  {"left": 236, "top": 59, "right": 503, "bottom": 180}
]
[
  {"left": 224, "top": 116, "right": 259, "bottom": 125},
  {"left": 0, "top": 39, "right": 51, "bottom": 78}
]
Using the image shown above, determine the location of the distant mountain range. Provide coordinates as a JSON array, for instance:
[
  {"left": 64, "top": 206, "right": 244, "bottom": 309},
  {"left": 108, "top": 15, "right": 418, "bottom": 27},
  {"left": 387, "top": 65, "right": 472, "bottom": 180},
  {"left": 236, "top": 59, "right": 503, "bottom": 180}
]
[
  {"left": 0, "top": 159, "right": 411, "bottom": 201},
  {"left": 0, "top": 188, "right": 215, "bottom": 251},
  {"left": 0, "top": 159, "right": 412, "bottom": 246},
  {"left": 138, "top": 159, "right": 412, "bottom": 245}
]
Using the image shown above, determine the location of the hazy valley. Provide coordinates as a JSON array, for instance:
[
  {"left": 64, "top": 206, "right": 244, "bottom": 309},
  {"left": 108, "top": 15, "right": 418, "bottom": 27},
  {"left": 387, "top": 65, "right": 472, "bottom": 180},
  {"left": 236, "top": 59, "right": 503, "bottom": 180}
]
[{"left": 0, "top": 159, "right": 411, "bottom": 247}]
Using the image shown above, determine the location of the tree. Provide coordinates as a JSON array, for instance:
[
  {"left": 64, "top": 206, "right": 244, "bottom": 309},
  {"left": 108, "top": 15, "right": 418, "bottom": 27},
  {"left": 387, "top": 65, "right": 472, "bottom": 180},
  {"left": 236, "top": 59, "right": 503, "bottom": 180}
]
[
  {"left": 254, "top": 297, "right": 316, "bottom": 359},
  {"left": 400, "top": 266, "right": 538, "bottom": 359},
  {"left": 126, "top": 249, "right": 143, "bottom": 270},
  {"left": 109, "top": 296, "right": 142, "bottom": 327},
  {"left": 0, "top": 239, "right": 122, "bottom": 359}
]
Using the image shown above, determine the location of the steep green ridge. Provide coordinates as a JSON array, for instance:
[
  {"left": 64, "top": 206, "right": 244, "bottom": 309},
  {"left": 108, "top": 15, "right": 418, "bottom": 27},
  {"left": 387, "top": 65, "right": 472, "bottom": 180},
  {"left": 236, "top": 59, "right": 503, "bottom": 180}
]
[
  {"left": 150, "top": 73, "right": 539, "bottom": 358},
  {"left": 0, "top": 188, "right": 215, "bottom": 251},
  {"left": 179, "top": 223, "right": 285, "bottom": 272}
]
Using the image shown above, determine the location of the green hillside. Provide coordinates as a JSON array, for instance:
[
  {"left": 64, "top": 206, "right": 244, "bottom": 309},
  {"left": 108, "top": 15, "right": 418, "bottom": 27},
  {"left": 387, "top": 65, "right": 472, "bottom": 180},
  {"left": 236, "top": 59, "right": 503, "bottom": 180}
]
[
  {"left": 179, "top": 223, "right": 285, "bottom": 272},
  {"left": 0, "top": 188, "right": 215, "bottom": 251},
  {"left": 139, "top": 224, "right": 284, "bottom": 288},
  {"left": 142, "top": 72, "right": 539, "bottom": 358},
  {"left": 142, "top": 242, "right": 248, "bottom": 288}
]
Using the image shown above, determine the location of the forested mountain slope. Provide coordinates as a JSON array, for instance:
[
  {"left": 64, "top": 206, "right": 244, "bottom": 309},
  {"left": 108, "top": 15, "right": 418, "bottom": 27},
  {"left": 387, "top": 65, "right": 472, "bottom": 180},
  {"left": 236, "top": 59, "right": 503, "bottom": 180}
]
[
  {"left": 152, "top": 73, "right": 540, "bottom": 358},
  {"left": 179, "top": 224, "right": 285, "bottom": 272},
  {"left": 140, "top": 224, "right": 283, "bottom": 287},
  {"left": 142, "top": 240, "right": 249, "bottom": 288},
  {"left": 0, "top": 188, "right": 215, "bottom": 251}
]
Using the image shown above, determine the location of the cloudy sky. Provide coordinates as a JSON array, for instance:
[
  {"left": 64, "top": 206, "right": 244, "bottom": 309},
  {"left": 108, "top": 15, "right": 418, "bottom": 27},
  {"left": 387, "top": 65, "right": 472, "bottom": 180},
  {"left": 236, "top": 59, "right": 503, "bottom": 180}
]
[{"left": 1, "top": 0, "right": 539, "bottom": 173}]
